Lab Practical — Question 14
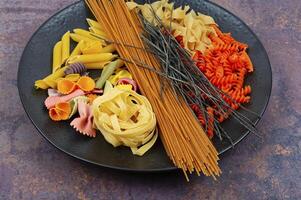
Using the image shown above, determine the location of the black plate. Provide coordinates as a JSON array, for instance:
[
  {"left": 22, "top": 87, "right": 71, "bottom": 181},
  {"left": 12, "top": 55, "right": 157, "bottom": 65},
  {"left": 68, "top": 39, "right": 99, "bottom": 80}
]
[{"left": 18, "top": 0, "right": 272, "bottom": 172}]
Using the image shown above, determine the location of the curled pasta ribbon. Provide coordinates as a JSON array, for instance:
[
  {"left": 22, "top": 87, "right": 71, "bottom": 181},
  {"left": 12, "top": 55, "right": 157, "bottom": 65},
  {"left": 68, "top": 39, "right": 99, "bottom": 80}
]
[
  {"left": 108, "top": 69, "right": 132, "bottom": 85},
  {"left": 70, "top": 101, "right": 96, "bottom": 137},
  {"left": 57, "top": 76, "right": 95, "bottom": 94},
  {"left": 49, "top": 102, "right": 71, "bottom": 121},
  {"left": 92, "top": 87, "right": 157, "bottom": 156}
]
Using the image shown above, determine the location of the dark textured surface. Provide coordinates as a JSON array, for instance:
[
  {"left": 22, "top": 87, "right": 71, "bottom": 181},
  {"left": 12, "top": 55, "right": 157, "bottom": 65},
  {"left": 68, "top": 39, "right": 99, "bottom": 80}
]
[{"left": 0, "top": 0, "right": 300, "bottom": 199}]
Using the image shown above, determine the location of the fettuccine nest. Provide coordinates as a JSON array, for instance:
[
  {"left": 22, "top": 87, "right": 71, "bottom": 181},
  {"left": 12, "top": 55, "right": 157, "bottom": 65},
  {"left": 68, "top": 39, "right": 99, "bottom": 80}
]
[{"left": 92, "top": 86, "right": 157, "bottom": 156}]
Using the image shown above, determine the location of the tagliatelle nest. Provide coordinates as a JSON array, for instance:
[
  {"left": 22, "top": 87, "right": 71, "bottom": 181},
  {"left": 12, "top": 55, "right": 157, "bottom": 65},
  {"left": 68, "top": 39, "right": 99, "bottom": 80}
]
[{"left": 92, "top": 86, "right": 157, "bottom": 156}]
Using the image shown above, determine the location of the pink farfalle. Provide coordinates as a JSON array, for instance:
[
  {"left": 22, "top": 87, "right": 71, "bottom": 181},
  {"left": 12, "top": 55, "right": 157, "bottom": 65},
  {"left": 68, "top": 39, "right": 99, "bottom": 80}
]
[
  {"left": 45, "top": 89, "right": 85, "bottom": 109},
  {"left": 70, "top": 101, "right": 96, "bottom": 137}
]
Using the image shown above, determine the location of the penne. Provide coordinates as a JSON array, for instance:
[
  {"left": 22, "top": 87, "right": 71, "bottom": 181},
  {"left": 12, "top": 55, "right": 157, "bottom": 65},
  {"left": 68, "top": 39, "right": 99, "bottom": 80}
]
[
  {"left": 86, "top": 18, "right": 103, "bottom": 30},
  {"left": 52, "top": 41, "right": 62, "bottom": 73},
  {"left": 89, "top": 27, "right": 99, "bottom": 34},
  {"left": 70, "top": 33, "right": 95, "bottom": 43},
  {"left": 98, "top": 44, "right": 116, "bottom": 53},
  {"left": 84, "top": 61, "right": 111, "bottom": 69},
  {"left": 88, "top": 27, "right": 107, "bottom": 38},
  {"left": 67, "top": 53, "right": 116, "bottom": 64},
  {"left": 84, "top": 40, "right": 103, "bottom": 48},
  {"left": 35, "top": 66, "right": 68, "bottom": 89},
  {"left": 61, "top": 31, "right": 70, "bottom": 63},
  {"left": 80, "top": 43, "right": 115, "bottom": 55},
  {"left": 73, "top": 28, "right": 106, "bottom": 42},
  {"left": 44, "top": 66, "right": 68, "bottom": 81},
  {"left": 82, "top": 47, "right": 102, "bottom": 54},
  {"left": 70, "top": 40, "right": 85, "bottom": 57},
  {"left": 81, "top": 41, "right": 103, "bottom": 54},
  {"left": 35, "top": 80, "right": 54, "bottom": 89}
]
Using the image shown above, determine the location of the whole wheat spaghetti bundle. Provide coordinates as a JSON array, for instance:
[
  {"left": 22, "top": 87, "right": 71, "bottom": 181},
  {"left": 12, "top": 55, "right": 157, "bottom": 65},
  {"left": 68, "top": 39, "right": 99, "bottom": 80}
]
[{"left": 86, "top": 0, "right": 221, "bottom": 180}]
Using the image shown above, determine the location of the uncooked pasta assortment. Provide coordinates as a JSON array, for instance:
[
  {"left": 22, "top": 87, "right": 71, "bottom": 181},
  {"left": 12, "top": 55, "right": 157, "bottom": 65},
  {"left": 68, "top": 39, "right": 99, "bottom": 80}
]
[
  {"left": 36, "top": 17, "right": 157, "bottom": 155},
  {"left": 34, "top": 0, "right": 256, "bottom": 180}
]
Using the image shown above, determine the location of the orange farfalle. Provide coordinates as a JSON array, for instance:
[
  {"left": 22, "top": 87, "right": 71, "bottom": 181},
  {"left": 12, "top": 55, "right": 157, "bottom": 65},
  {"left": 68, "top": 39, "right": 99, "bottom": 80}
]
[
  {"left": 57, "top": 79, "right": 76, "bottom": 94},
  {"left": 49, "top": 102, "right": 71, "bottom": 121},
  {"left": 49, "top": 108, "right": 61, "bottom": 121},
  {"left": 57, "top": 76, "right": 95, "bottom": 94},
  {"left": 77, "top": 76, "right": 95, "bottom": 91}
]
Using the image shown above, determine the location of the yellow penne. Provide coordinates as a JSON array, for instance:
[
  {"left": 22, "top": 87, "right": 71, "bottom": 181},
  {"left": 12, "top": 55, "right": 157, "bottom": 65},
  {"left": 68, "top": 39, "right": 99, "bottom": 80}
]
[
  {"left": 70, "top": 33, "right": 95, "bottom": 43},
  {"left": 73, "top": 28, "right": 106, "bottom": 42},
  {"left": 34, "top": 66, "right": 68, "bottom": 89},
  {"left": 81, "top": 41, "right": 103, "bottom": 54},
  {"left": 44, "top": 66, "right": 68, "bottom": 81},
  {"left": 86, "top": 18, "right": 103, "bottom": 30},
  {"left": 98, "top": 44, "right": 116, "bottom": 53},
  {"left": 35, "top": 80, "right": 51, "bottom": 89},
  {"left": 85, "top": 40, "right": 103, "bottom": 49},
  {"left": 89, "top": 27, "right": 97, "bottom": 33},
  {"left": 52, "top": 41, "right": 62, "bottom": 73},
  {"left": 67, "top": 53, "right": 116, "bottom": 64},
  {"left": 61, "top": 31, "right": 70, "bottom": 63},
  {"left": 82, "top": 43, "right": 116, "bottom": 54},
  {"left": 85, "top": 62, "right": 111, "bottom": 69},
  {"left": 82, "top": 47, "right": 102, "bottom": 54},
  {"left": 88, "top": 27, "right": 107, "bottom": 38},
  {"left": 70, "top": 40, "right": 85, "bottom": 57}
]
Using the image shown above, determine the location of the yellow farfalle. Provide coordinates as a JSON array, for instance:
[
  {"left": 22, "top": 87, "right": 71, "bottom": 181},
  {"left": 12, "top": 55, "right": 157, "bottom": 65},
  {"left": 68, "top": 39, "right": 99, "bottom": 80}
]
[{"left": 127, "top": 0, "right": 217, "bottom": 53}]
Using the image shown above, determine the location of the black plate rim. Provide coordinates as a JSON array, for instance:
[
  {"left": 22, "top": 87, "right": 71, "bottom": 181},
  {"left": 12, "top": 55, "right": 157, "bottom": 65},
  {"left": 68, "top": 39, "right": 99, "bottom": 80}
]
[{"left": 18, "top": 0, "right": 272, "bottom": 172}]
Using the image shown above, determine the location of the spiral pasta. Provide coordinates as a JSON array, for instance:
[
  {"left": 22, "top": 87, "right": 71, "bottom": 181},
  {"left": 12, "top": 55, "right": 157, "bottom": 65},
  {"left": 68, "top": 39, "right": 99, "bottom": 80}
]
[{"left": 186, "top": 24, "right": 254, "bottom": 136}]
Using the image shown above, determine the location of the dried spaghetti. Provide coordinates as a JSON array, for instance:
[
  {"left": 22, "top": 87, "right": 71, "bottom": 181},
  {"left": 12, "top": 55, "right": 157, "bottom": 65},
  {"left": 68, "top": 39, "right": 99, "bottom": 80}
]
[{"left": 86, "top": 0, "right": 221, "bottom": 180}]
